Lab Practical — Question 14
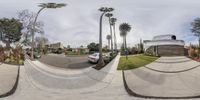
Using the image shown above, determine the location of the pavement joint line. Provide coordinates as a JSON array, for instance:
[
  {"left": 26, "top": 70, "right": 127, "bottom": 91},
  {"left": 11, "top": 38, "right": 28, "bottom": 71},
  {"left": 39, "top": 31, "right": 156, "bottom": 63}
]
[
  {"left": 122, "top": 70, "right": 200, "bottom": 99},
  {"left": 154, "top": 59, "right": 192, "bottom": 63},
  {"left": 36, "top": 60, "right": 95, "bottom": 77},
  {"left": 27, "top": 59, "right": 115, "bottom": 83},
  {"left": 177, "top": 73, "right": 200, "bottom": 91},
  {"left": 23, "top": 63, "right": 50, "bottom": 93},
  {"left": 24, "top": 61, "right": 111, "bottom": 94},
  {"left": 157, "top": 57, "right": 190, "bottom": 60},
  {"left": 0, "top": 65, "right": 20, "bottom": 98},
  {"left": 143, "top": 64, "right": 200, "bottom": 73},
  {"left": 25, "top": 60, "right": 112, "bottom": 86},
  {"left": 26, "top": 60, "right": 88, "bottom": 79}
]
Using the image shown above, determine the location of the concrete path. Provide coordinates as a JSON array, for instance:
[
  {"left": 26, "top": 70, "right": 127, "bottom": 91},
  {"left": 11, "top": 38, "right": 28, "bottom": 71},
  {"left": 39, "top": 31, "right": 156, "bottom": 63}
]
[
  {"left": 124, "top": 56, "right": 200, "bottom": 99},
  {"left": 0, "top": 64, "right": 18, "bottom": 96},
  {"left": 0, "top": 54, "right": 141, "bottom": 100}
]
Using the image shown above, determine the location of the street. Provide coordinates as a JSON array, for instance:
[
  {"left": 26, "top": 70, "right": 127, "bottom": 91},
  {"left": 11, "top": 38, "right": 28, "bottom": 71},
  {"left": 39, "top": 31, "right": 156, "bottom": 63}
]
[{"left": 39, "top": 54, "right": 95, "bottom": 69}]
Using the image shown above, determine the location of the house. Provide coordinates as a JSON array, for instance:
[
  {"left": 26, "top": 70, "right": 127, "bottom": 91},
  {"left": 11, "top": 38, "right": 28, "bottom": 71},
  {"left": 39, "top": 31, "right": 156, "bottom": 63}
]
[
  {"left": 45, "top": 42, "right": 64, "bottom": 53},
  {"left": 143, "top": 34, "right": 185, "bottom": 56}
]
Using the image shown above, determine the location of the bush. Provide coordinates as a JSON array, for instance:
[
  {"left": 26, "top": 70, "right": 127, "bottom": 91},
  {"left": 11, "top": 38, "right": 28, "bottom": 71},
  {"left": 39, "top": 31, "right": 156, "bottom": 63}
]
[{"left": 188, "top": 48, "right": 197, "bottom": 58}]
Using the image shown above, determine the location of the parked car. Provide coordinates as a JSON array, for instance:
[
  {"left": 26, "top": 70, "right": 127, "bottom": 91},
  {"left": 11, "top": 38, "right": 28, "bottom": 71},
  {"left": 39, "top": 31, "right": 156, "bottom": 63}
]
[
  {"left": 88, "top": 53, "right": 99, "bottom": 63},
  {"left": 88, "top": 52, "right": 112, "bottom": 63},
  {"left": 26, "top": 50, "right": 41, "bottom": 59}
]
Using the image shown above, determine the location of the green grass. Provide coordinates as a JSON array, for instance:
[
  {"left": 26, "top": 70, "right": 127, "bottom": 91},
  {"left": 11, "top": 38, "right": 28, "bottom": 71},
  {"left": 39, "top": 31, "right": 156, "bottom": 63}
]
[{"left": 117, "top": 55, "right": 159, "bottom": 70}]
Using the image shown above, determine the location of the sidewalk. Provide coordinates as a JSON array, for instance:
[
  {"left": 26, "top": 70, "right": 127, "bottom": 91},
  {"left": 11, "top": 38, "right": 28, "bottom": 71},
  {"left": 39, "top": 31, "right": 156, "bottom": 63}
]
[
  {"left": 0, "top": 64, "right": 18, "bottom": 97},
  {"left": 124, "top": 56, "right": 200, "bottom": 99}
]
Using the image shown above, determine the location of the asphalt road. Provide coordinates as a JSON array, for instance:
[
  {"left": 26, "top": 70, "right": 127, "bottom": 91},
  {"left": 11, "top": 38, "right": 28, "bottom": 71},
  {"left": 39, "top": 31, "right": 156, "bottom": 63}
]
[{"left": 39, "top": 54, "right": 95, "bottom": 69}]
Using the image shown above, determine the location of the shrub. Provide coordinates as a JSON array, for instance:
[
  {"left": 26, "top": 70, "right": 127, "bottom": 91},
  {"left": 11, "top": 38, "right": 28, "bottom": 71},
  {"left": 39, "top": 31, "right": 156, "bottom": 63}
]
[{"left": 188, "top": 48, "right": 197, "bottom": 58}]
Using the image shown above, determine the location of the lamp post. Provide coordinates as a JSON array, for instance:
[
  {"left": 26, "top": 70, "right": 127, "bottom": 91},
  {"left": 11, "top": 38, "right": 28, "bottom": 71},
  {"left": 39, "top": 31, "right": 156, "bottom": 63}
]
[
  {"left": 31, "top": 3, "right": 66, "bottom": 59},
  {"left": 95, "top": 7, "right": 113, "bottom": 69}
]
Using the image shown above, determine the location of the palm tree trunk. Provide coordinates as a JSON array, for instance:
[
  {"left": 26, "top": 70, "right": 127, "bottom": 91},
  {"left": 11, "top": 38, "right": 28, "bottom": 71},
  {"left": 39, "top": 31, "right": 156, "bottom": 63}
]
[
  {"left": 113, "top": 24, "right": 117, "bottom": 51},
  {"left": 123, "top": 36, "right": 126, "bottom": 50},
  {"left": 96, "top": 12, "right": 105, "bottom": 69},
  {"left": 198, "top": 37, "right": 200, "bottom": 58},
  {"left": 124, "top": 36, "right": 128, "bottom": 60},
  {"left": 108, "top": 17, "right": 113, "bottom": 56},
  {"left": 107, "top": 40, "right": 110, "bottom": 50}
]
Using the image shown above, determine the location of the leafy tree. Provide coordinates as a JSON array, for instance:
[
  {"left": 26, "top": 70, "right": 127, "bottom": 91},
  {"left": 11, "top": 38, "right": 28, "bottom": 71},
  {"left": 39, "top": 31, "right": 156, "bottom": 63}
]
[
  {"left": 66, "top": 45, "right": 72, "bottom": 51},
  {"left": 87, "top": 42, "right": 99, "bottom": 53},
  {"left": 35, "top": 36, "right": 48, "bottom": 51},
  {"left": 191, "top": 18, "right": 200, "bottom": 58},
  {"left": 18, "top": 9, "right": 44, "bottom": 46},
  {"left": 0, "top": 18, "right": 23, "bottom": 49}
]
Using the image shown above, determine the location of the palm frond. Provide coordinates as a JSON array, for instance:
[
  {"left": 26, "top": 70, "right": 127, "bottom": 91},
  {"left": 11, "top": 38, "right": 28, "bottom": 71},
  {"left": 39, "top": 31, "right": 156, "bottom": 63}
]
[
  {"left": 110, "top": 18, "right": 117, "bottom": 25},
  {"left": 38, "top": 3, "right": 66, "bottom": 8},
  {"left": 106, "top": 34, "right": 111, "bottom": 40},
  {"left": 105, "top": 13, "right": 113, "bottom": 17},
  {"left": 119, "top": 23, "right": 131, "bottom": 32}
]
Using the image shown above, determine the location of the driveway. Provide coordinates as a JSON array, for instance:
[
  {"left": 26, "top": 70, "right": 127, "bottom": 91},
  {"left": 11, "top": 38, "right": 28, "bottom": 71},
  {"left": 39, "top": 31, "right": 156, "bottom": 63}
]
[
  {"left": 39, "top": 54, "right": 94, "bottom": 69},
  {"left": 124, "top": 56, "right": 200, "bottom": 99}
]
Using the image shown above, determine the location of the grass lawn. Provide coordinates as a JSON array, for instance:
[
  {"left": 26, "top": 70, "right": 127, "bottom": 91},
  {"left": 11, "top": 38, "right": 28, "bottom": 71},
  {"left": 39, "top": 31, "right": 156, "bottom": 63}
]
[{"left": 117, "top": 55, "right": 159, "bottom": 70}]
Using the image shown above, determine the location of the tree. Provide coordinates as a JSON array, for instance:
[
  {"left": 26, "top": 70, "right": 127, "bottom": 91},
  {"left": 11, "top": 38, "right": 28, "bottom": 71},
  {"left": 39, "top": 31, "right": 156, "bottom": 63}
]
[
  {"left": 35, "top": 36, "right": 48, "bottom": 51},
  {"left": 110, "top": 17, "right": 117, "bottom": 51},
  {"left": 31, "top": 3, "right": 66, "bottom": 59},
  {"left": 18, "top": 9, "right": 44, "bottom": 46},
  {"left": 191, "top": 18, "right": 200, "bottom": 58},
  {"left": 95, "top": 7, "right": 113, "bottom": 69},
  {"left": 105, "top": 13, "right": 114, "bottom": 55},
  {"left": 139, "top": 39, "right": 144, "bottom": 53},
  {"left": 0, "top": 18, "right": 23, "bottom": 49},
  {"left": 87, "top": 42, "right": 99, "bottom": 52},
  {"left": 119, "top": 23, "right": 131, "bottom": 59},
  {"left": 106, "top": 34, "right": 111, "bottom": 50},
  {"left": 66, "top": 45, "right": 72, "bottom": 51}
]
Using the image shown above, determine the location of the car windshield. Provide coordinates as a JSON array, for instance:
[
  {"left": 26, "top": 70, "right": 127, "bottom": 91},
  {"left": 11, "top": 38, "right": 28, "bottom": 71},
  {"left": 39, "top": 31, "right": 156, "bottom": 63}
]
[{"left": 92, "top": 53, "right": 98, "bottom": 57}]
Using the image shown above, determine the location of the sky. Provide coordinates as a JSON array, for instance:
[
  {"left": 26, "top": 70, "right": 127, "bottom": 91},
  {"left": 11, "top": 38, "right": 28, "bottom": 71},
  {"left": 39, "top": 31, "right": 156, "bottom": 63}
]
[{"left": 0, "top": 0, "right": 200, "bottom": 48}]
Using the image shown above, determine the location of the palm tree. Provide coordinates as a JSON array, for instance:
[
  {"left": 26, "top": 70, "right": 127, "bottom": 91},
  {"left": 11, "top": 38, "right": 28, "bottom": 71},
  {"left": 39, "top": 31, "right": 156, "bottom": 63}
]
[
  {"left": 95, "top": 7, "right": 113, "bottom": 69},
  {"left": 31, "top": 3, "right": 66, "bottom": 59},
  {"left": 191, "top": 18, "right": 200, "bottom": 58},
  {"left": 105, "top": 13, "right": 114, "bottom": 55},
  {"left": 110, "top": 18, "right": 117, "bottom": 51},
  {"left": 119, "top": 23, "right": 131, "bottom": 59},
  {"left": 106, "top": 35, "right": 111, "bottom": 50}
]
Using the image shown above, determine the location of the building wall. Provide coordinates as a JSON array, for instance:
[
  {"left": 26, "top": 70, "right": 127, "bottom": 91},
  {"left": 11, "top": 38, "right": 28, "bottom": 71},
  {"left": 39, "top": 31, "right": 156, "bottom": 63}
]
[
  {"left": 146, "top": 45, "right": 185, "bottom": 56},
  {"left": 157, "top": 45, "right": 185, "bottom": 56}
]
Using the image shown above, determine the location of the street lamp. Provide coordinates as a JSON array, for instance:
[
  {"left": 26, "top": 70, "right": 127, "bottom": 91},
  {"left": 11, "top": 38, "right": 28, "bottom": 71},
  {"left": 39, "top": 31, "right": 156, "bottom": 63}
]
[
  {"left": 31, "top": 3, "right": 66, "bottom": 59},
  {"left": 95, "top": 7, "right": 114, "bottom": 69}
]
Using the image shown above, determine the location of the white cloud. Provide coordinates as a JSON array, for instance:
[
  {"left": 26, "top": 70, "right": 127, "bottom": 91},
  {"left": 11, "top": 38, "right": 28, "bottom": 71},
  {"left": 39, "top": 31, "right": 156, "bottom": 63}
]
[{"left": 1, "top": 0, "right": 200, "bottom": 48}]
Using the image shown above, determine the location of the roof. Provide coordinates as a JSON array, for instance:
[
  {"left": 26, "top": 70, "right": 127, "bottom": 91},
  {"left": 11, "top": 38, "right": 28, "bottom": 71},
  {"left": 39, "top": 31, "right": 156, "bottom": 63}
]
[{"left": 153, "top": 34, "right": 176, "bottom": 40}]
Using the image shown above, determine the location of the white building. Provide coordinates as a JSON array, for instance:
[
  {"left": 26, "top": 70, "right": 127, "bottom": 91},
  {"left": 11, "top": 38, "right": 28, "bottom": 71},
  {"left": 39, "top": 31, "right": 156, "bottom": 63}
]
[{"left": 144, "top": 34, "right": 185, "bottom": 56}]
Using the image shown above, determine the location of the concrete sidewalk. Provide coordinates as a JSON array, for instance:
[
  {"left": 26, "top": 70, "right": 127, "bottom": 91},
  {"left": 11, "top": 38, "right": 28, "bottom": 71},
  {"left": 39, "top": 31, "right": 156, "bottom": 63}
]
[
  {"left": 0, "top": 53, "right": 141, "bottom": 100},
  {"left": 0, "top": 64, "right": 18, "bottom": 97},
  {"left": 21, "top": 54, "right": 120, "bottom": 94},
  {"left": 124, "top": 56, "right": 200, "bottom": 99}
]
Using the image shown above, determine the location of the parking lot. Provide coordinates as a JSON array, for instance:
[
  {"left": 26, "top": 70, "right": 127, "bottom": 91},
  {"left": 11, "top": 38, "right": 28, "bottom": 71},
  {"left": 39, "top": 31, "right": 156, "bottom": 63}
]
[{"left": 39, "top": 54, "right": 95, "bottom": 69}]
